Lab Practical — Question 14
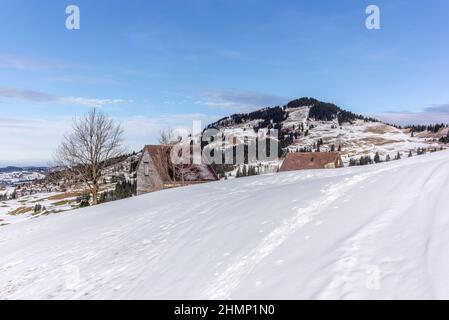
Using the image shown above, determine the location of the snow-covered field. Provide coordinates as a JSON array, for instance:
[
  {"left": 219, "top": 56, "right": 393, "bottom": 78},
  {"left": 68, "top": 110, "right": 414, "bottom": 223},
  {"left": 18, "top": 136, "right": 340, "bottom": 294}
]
[
  {"left": 1, "top": 150, "right": 449, "bottom": 299},
  {"left": 283, "top": 107, "right": 443, "bottom": 162},
  {"left": 0, "top": 192, "right": 80, "bottom": 225},
  {"left": 0, "top": 171, "right": 45, "bottom": 185}
]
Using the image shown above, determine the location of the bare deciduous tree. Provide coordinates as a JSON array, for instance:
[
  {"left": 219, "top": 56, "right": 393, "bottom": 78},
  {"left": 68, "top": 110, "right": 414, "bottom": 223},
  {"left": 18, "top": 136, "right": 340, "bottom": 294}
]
[
  {"left": 56, "top": 109, "right": 124, "bottom": 205},
  {"left": 158, "top": 128, "right": 184, "bottom": 145},
  {"left": 158, "top": 128, "right": 184, "bottom": 184},
  {"left": 158, "top": 129, "right": 172, "bottom": 145}
]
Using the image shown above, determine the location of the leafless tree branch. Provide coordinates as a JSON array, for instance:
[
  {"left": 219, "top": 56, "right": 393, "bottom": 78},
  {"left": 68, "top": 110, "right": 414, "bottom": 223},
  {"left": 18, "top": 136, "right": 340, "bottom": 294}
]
[{"left": 55, "top": 108, "right": 124, "bottom": 205}]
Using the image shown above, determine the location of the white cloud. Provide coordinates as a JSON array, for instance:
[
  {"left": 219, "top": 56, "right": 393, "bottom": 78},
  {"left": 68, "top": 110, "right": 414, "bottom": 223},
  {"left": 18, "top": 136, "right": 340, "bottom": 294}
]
[
  {"left": 59, "top": 96, "right": 129, "bottom": 107},
  {"left": 0, "top": 117, "right": 71, "bottom": 166},
  {"left": 219, "top": 50, "right": 245, "bottom": 60},
  {"left": 0, "top": 87, "right": 130, "bottom": 107},
  {"left": 0, "top": 113, "right": 222, "bottom": 166},
  {"left": 0, "top": 54, "right": 74, "bottom": 70},
  {"left": 198, "top": 90, "right": 288, "bottom": 112},
  {"left": 122, "top": 113, "right": 222, "bottom": 149},
  {"left": 374, "top": 103, "right": 449, "bottom": 126},
  {"left": 0, "top": 87, "right": 54, "bottom": 102},
  {"left": 43, "top": 75, "right": 124, "bottom": 86}
]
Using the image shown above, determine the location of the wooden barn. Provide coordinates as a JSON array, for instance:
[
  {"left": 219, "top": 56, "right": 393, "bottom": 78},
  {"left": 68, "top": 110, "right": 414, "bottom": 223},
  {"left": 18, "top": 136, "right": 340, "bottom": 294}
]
[
  {"left": 136, "top": 145, "right": 218, "bottom": 195},
  {"left": 279, "top": 152, "right": 343, "bottom": 172}
]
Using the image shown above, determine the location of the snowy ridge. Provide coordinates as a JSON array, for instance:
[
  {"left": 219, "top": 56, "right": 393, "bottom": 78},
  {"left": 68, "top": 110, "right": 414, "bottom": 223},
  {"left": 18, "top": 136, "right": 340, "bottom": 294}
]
[
  {"left": 1, "top": 150, "right": 449, "bottom": 299},
  {"left": 207, "top": 102, "right": 446, "bottom": 166}
]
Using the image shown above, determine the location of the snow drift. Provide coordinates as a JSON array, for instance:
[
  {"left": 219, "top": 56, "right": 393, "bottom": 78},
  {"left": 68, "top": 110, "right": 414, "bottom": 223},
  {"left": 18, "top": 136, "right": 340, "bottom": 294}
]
[{"left": 1, "top": 150, "right": 449, "bottom": 299}]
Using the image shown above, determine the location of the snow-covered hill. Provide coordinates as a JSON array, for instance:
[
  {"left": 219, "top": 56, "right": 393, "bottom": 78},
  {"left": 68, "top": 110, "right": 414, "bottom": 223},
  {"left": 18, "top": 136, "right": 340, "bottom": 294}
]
[
  {"left": 1, "top": 149, "right": 449, "bottom": 299},
  {"left": 206, "top": 98, "right": 447, "bottom": 166},
  {"left": 0, "top": 170, "right": 46, "bottom": 186},
  {"left": 283, "top": 106, "right": 442, "bottom": 161}
]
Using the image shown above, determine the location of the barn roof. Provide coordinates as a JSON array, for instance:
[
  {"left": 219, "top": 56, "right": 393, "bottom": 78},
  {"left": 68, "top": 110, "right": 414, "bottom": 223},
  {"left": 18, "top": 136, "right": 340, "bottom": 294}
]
[
  {"left": 142, "top": 145, "right": 173, "bottom": 182},
  {"left": 280, "top": 152, "right": 342, "bottom": 171},
  {"left": 142, "top": 145, "right": 218, "bottom": 182}
]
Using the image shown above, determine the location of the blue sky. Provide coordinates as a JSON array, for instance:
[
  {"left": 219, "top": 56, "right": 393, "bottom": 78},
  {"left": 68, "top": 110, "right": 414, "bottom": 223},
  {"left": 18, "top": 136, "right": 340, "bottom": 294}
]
[{"left": 1, "top": 0, "right": 449, "bottom": 165}]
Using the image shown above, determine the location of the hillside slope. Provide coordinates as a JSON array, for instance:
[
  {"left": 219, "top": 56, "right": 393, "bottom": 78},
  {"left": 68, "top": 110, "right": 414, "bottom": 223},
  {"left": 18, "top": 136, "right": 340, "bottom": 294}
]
[
  {"left": 206, "top": 98, "right": 446, "bottom": 166},
  {"left": 1, "top": 150, "right": 449, "bottom": 299}
]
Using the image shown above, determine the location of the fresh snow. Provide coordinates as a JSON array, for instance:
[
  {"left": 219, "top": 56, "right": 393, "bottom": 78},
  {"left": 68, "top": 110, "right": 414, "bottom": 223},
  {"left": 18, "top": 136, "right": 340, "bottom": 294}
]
[
  {"left": 210, "top": 105, "right": 445, "bottom": 166},
  {"left": 1, "top": 150, "right": 449, "bottom": 299},
  {"left": 0, "top": 192, "right": 79, "bottom": 225},
  {"left": 0, "top": 171, "right": 45, "bottom": 185},
  {"left": 283, "top": 106, "right": 442, "bottom": 162}
]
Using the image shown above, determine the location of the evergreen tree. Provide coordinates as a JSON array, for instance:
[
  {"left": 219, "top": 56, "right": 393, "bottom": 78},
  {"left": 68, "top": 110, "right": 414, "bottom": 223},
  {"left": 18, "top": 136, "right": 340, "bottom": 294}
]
[
  {"left": 374, "top": 152, "right": 381, "bottom": 163},
  {"left": 34, "top": 204, "right": 42, "bottom": 214},
  {"left": 79, "top": 193, "right": 90, "bottom": 207}
]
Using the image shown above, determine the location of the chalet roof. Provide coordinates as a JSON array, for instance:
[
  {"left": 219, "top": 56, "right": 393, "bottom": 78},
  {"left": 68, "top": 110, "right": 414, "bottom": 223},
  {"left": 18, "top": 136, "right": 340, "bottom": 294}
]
[
  {"left": 280, "top": 152, "right": 342, "bottom": 171},
  {"left": 142, "top": 145, "right": 173, "bottom": 182},
  {"left": 142, "top": 145, "right": 218, "bottom": 182}
]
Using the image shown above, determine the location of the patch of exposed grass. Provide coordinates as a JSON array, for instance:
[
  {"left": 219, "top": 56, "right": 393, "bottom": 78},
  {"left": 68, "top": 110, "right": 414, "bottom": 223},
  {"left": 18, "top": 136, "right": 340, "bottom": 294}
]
[
  {"left": 10, "top": 207, "right": 33, "bottom": 215},
  {"left": 362, "top": 137, "right": 398, "bottom": 146},
  {"left": 365, "top": 124, "right": 395, "bottom": 134},
  {"left": 30, "top": 199, "right": 46, "bottom": 203},
  {"left": 44, "top": 209, "right": 64, "bottom": 215},
  {"left": 47, "top": 191, "right": 83, "bottom": 201},
  {"left": 52, "top": 200, "right": 72, "bottom": 206}
]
